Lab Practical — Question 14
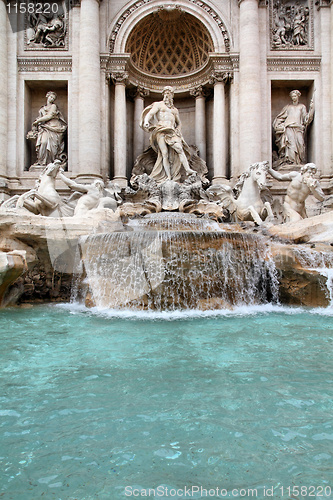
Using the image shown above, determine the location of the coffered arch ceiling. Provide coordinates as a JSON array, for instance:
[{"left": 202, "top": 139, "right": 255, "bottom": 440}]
[
  {"left": 125, "top": 9, "right": 214, "bottom": 76},
  {"left": 107, "top": 0, "right": 235, "bottom": 92}
]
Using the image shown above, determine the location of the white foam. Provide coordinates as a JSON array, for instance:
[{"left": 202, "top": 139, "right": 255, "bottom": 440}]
[{"left": 55, "top": 301, "right": 318, "bottom": 321}]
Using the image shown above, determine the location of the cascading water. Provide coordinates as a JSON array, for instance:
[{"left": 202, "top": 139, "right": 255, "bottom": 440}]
[
  {"left": 292, "top": 246, "right": 333, "bottom": 305},
  {"left": 73, "top": 213, "right": 279, "bottom": 311}
]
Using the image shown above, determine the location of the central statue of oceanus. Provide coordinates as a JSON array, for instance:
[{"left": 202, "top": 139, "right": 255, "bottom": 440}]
[{"left": 140, "top": 86, "right": 195, "bottom": 183}]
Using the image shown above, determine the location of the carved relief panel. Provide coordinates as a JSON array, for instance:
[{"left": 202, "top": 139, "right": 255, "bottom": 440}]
[
  {"left": 270, "top": 0, "right": 313, "bottom": 50},
  {"left": 25, "top": 0, "right": 68, "bottom": 50}
]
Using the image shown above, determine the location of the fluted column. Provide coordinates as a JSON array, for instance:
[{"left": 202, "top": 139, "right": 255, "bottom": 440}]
[
  {"left": 0, "top": 0, "right": 7, "bottom": 180},
  {"left": 239, "top": 0, "right": 262, "bottom": 171},
  {"left": 320, "top": 6, "right": 331, "bottom": 179},
  {"left": 78, "top": 0, "right": 101, "bottom": 179},
  {"left": 331, "top": 1, "right": 333, "bottom": 178},
  {"left": 133, "top": 87, "right": 149, "bottom": 161},
  {"left": 211, "top": 73, "right": 227, "bottom": 184},
  {"left": 190, "top": 86, "right": 207, "bottom": 161},
  {"left": 112, "top": 72, "right": 128, "bottom": 187}
]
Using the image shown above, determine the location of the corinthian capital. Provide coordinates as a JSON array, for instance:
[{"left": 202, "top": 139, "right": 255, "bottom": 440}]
[
  {"left": 110, "top": 72, "right": 129, "bottom": 85},
  {"left": 190, "top": 86, "right": 210, "bottom": 98},
  {"left": 209, "top": 71, "right": 233, "bottom": 85},
  {"left": 136, "top": 86, "right": 150, "bottom": 99}
]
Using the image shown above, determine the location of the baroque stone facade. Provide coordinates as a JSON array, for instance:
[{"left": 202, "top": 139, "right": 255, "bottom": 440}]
[{"left": 1, "top": 0, "right": 333, "bottom": 197}]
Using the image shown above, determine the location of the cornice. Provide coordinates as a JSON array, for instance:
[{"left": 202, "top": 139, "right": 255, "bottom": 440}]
[
  {"left": 267, "top": 55, "right": 321, "bottom": 72},
  {"left": 17, "top": 57, "right": 72, "bottom": 72}
]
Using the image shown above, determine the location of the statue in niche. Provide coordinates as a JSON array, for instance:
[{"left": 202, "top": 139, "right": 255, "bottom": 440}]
[
  {"left": 272, "top": 0, "right": 309, "bottom": 48},
  {"left": 27, "top": 91, "right": 67, "bottom": 168},
  {"left": 268, "top": 163, "right": 325, "bottom": 222},
  {"left": 27, "top": 10, "right": 66, "bottom": 48},
  {"left": 273, "top": 90, "right": 314, "bottom": 166},
  {"left": 140, "top": 86, "right": 196, "bottom": 183}
]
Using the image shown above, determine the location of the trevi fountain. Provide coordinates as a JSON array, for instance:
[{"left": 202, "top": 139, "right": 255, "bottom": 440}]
[{"left": 1, "top": 0, "right": 333, "bottom": 497}]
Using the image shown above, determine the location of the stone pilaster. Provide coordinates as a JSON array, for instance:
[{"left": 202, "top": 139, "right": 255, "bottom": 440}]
[
  {"left": 320, "top": 6, "right": 331, "bottom": 179},
  {"left": 210, "top": 73, "right": 227, "bottom": 184},
  {"left": 133, "top": 87, "right": 149, "bottom": 161},
  {"left": 239, "top": 0, "right": 262, "bottom": 172},
  {"left": 112, "top": 72, "right": 128, "bottom": 187},
  {"left": 0, "top": 0, "right": 7, "bottom": 181},
  {"left": 190, "top": 86, "right": 207, "bottom": 162},
  {"left": 78, "top": 0, "right": 101, "bottom": 180},
  {"left": 331, "top": 1, "right": 333, "bottom": 178}
]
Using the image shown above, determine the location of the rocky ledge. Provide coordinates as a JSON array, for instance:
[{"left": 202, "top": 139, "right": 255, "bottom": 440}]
[{"left": 0, "top": 210, "right": 333, "bottom": 309}]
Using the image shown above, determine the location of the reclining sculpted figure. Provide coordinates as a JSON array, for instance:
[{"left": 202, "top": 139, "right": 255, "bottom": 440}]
[
  {"left": 58, "top": 169, "right": 122, "bottom": 217},
  {"left": 268, "top": 163, "right": 325, "bottom": 222}
]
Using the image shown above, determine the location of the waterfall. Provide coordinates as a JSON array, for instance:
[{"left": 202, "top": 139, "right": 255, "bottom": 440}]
[
  {"left": 72, "top": 214, "right": 279, "bottom": 311},
  {"left": 293, "top": 246, "right": 333, "bottom": 306}
]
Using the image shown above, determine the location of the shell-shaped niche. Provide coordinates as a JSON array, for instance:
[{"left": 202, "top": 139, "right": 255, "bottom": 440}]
[{"left": 125, "top": 7, "right": 214, "bottom": 76}]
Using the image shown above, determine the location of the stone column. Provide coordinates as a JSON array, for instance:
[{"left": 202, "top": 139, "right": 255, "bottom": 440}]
[
  {"left": 78, "top": 0, "right": 101, "bottom": 180},
  {"left": 0, "top": 0, "right": 7, "bottom": 181},
  {"left": 330, "top": 1, "right": 333, "bottom": 175},
  {"left": 211, "top": 73, "right": 227, "bottom": 184},
  {"left": 190, "top": 86, "right": 207, "bottom": 161},
  {"left": 239, "top": 0, "right": 262, "bottom": 171},
  {"left": 133, "top": 87, "right": 149, "bottom": 161},
  {"left": 112, "top": 72, "right": 128, "bottom": 187},
  {"left": 320, "top": 6, "right": 331, "bottom": 179}
]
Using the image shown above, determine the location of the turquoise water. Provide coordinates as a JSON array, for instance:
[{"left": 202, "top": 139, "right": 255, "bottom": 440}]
[{"left": 1, "top": 304, "right": 333, "bottom": 499}]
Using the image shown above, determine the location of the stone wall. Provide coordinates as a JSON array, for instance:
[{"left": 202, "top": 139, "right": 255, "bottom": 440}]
[{"left": 0, "top": 0, "right": 332, "bottom": 194}]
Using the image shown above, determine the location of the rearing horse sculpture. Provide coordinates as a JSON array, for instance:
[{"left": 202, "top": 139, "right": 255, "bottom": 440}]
[
  {"left": 207, "top": 161, "right": 275, "bottom": 225},
  {"left": 1, "top": 160, "right": 71, "bottom": 216}
]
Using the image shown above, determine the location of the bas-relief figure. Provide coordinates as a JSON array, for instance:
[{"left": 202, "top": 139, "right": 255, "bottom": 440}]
[
  {"left": 268, "top": 163, "right": 325, "bottom": 223},
  {"left": 272, "top": 1, "right": 309, "bottom": 48},
  {"left": 140, "top": 86, "right": 196, "bottom": 183},
  {"left": 27, "top": 11, "right": 66, "bottom": 48},
  {"left": 273, "top": 90, "right": 314, "bottom": 166},
  {"left": 207, "top": 161, "right": 275, "bottom": 225},
  {"left": 27, "top": 92, "right": 67, "bottom": 168}
]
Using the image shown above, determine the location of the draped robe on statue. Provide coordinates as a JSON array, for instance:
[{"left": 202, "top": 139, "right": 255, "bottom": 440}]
[
  {"left": 140, "top": 105, "right": 191, "bottom": 184},
  {"left": 36, "top": 106, "right": 67, "bottom": 166},
  {"left": 273, "top": 103, "right": 313, "bottom": 165}
]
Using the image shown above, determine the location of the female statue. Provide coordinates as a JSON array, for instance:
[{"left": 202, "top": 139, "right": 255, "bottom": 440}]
[
  {"left": 27, "top": 91, "right": 67, "bottom": 167},
  {"left": 273, "top": 89, "right": 314, "bottom": 165}
]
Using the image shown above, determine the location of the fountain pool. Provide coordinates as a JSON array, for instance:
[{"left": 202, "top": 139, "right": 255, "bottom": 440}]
[{"left": 1, "top": 304, "right": 333, "bottom": 499}]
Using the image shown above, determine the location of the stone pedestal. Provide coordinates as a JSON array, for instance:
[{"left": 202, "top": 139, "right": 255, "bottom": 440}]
[
  {"left": 0, "top": 0, "right": 7, "bottom": 180},
  {"left": 112, "top": 73, "right": 128, "bottom": 187},
  {"left": 239, "top": 0, "right": 262, "bottom": 171},
  {"left": 78, "top": 0, "right": 101, "bottom": 180}
]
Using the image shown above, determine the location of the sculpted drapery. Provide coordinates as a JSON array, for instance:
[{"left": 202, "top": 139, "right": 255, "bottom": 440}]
[{"left": 273, "top": 90, "right": 314, "bottom": 165}]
